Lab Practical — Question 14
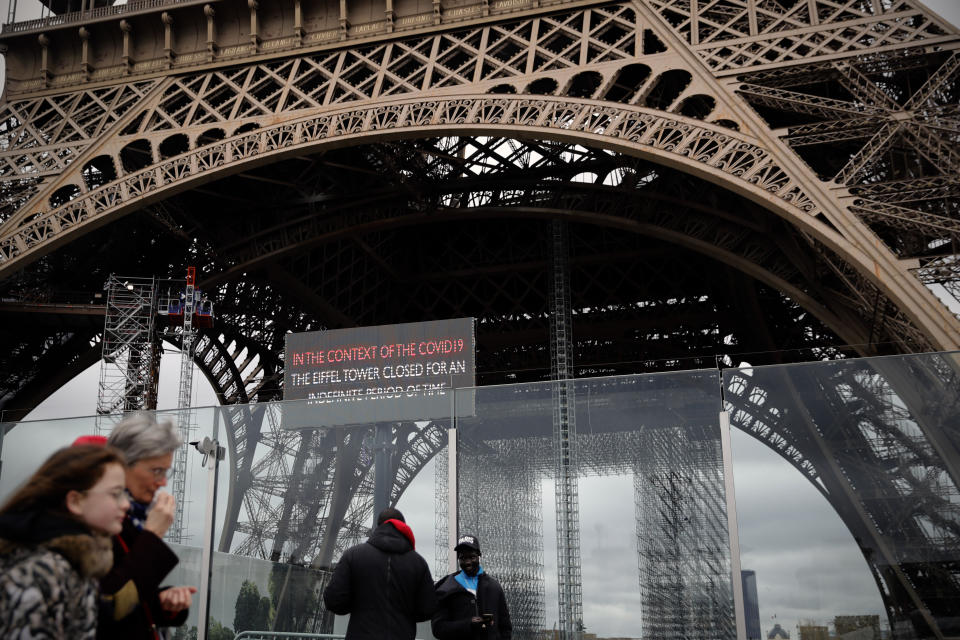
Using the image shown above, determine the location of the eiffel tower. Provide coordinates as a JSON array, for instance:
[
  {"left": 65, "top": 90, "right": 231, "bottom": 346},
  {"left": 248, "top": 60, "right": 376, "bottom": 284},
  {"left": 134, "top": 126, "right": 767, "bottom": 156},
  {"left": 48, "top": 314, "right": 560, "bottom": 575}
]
[{"left": 0, "top": 0, "right": 958, "bottom": 638}]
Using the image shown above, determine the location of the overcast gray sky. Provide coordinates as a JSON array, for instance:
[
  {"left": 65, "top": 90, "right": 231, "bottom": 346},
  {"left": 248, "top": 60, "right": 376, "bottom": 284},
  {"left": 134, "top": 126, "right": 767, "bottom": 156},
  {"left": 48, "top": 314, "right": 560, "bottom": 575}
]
[
  {"left": 918, "top": 0, "right": 960, "bottom": 26},
  {"left": 1, "top": 2, "right": 958, "bottom": 638}
]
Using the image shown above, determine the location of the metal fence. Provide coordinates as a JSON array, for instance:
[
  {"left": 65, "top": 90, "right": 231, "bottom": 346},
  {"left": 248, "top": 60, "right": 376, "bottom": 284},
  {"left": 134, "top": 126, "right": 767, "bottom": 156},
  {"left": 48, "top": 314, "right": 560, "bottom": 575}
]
[
  {"left": 234, "top": 634, "right": 427, "bottom": 640},
  {"left": 234, "top": 633, "right": 345, "bottom": 640}
]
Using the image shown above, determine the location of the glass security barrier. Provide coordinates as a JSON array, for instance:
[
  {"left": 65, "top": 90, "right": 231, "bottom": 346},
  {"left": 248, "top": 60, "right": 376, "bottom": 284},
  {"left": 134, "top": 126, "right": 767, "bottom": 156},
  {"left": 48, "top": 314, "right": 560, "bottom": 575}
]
[
  {"left": 2, "top": 352, "right": 958, "bottom": 640},
  {"left": 0, "top": 395, "right": 449, "bottom": 639},
  {"left": 209, "top": 393, "right": 452, "bottom": 639},
  {"left": 454, "top": 372, "right": 734, "bottom": 640},
  {"left": 724, "top": 352, "right": 960, "bottom": 640},
  {"left": 1, "top": 414, "right": 110, "bottom": 505},
  {"left": 0, "top": 406, "right": 217, "bottom": 637},
  {"left": 0, "top": 407, "right": 217, "bottom": 548}
]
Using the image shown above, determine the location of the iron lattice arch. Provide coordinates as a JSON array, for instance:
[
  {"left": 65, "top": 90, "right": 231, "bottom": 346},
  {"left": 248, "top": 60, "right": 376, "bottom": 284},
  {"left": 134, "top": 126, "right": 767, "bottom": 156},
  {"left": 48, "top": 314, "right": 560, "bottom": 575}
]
[
  {"left": 1, "top": 0, "right": 959, "bottom": 637},
  {"left": 1, "top": 0, "right": 958, "bottom": 347}
]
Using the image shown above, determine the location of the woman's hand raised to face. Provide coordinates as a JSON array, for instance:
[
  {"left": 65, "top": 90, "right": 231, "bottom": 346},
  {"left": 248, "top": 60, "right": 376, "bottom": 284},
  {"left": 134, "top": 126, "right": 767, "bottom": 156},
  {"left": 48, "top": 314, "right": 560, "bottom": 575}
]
[{"left": 143, "top": 492, "right": 176, "bottom": 538}]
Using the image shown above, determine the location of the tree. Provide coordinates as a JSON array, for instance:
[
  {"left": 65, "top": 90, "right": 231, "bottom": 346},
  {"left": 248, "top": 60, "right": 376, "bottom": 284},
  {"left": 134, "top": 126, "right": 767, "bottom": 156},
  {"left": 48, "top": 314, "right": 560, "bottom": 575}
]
[
  {"left": 171, "top": 626, "right": 197, "bottom": 640},
  {"left": 170, "top": 619, "right": 234, "bottom": 640},
  {"left": 208, "top": 618, "right": 235, "bottom": 640},
  {"left": 234, "top": 579, "right": 272, "bottom": 633},
  {"left": 269, "top": 562, "right": 320, "bottom": 632}
]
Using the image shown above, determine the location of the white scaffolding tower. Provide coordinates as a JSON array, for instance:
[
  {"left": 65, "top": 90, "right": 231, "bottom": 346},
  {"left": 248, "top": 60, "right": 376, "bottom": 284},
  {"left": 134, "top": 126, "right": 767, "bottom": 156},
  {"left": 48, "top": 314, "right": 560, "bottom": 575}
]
[
  {"left": 549, "top": 219, "right": 584, "bottom": 640},
  {"left": 95, "top": 269, "right": 208, "bottom": 544},
  {"left": 167, "top": 267, "right": 200, "bottom": 543},
  {"left": 96, "top": 275, "right": 159, "bottom": 430}
]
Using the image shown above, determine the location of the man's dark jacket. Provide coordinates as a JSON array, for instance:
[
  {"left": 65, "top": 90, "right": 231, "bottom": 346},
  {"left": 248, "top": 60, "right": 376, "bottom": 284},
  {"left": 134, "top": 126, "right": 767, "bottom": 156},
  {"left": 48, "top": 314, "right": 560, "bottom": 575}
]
[
  {"left": 432, "top": 570, "right": 512, "bottom": 640},
  {"left": 323, "top": 520, "right": 437, "bottom": 640},
  {"left": 97, "top": 516, "right": 187, "bottom": 640}
]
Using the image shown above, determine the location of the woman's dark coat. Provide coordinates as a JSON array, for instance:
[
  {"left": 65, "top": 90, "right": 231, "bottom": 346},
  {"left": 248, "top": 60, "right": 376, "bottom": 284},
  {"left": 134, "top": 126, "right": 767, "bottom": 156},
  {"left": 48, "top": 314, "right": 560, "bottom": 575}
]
[{"left": 97, "top": 516, "right": 187, "bottom": 640}]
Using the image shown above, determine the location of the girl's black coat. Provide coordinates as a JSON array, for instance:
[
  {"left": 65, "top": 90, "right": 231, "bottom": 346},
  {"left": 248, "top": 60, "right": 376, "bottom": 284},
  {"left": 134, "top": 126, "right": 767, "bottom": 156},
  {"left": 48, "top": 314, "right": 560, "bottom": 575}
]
[{"left": 432, "top": 571, "right": 512, "bottom": 640}]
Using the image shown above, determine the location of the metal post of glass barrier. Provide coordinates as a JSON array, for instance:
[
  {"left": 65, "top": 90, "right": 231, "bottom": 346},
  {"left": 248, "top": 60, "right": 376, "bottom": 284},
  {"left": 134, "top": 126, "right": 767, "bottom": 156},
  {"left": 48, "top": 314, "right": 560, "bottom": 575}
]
[
  {"left": 195, "top": 408, "right": 225, "bottom": 640},
  {"left": 0, "top": 418, "right": 5, "bottom": 479},
  {"left": 373, "top": 422, "right": 393, "bottom": 524},
  {"left": 719, "top": 410, "right": 747, "bottom": 640},
  {"left": 448, "top": 387, "right": 458, "bottom": 572}
]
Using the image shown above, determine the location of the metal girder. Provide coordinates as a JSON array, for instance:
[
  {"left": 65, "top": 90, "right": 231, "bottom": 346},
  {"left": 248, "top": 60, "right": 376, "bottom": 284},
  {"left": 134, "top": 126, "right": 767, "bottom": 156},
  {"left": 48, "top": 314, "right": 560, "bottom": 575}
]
[
  {"left": 3, "top": 83, "right": 956, "bottom": 344},
  {"left": 738, "top": 82, "right": 886, "bottom": 119},
  {"left": 0, "top": 329, "right": 100, "bottom": 421},
  {"left": 782, "top": 116, "right": 881, "bottom": 147},
  {"left": 850, "top": 199, "right": 960, "bottom": 236},
  {"left": 188, "top": 164, "right": 900, "bottom": 355},
  {"left": 851, "top": 176, "right": 960, "bottom": 204},
  {"left": 649, "top": 0, "right": 955, "bottom": 73}
]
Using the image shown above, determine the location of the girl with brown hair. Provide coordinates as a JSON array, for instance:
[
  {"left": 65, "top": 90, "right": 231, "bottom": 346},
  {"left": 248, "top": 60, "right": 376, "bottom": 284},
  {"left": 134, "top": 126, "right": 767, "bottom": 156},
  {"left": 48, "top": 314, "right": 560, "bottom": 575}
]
[{"left": 0, "top": 445, "right": 129, "bottom": 639}]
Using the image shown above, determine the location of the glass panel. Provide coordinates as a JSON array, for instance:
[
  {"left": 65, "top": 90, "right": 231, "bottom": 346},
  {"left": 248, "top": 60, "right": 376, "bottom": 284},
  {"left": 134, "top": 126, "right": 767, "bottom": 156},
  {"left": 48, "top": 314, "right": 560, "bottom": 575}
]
[
  {"left": 211, "top": 393, "right": 451, "bottom": 637},
  {"left": 455, "top": 381, "right": 552, "bottom": 639},
  {"left": 6, "top": 351, "right": 955, "bottom": 640},
  {"left": 165, "top": 544, "right": 204, "bottom": 635},
  {"left": 455, "top": 371, "right": 733, "bottom": 640},
  {"left": 0, "top": 407, "right": 215, "bottom": 638},
  {"left": 0, "top": 407, "right": 217, "bottom": 545},
  {"left": 724, "top": 352, "right": 960, "bottom": 640},
  {"left": 0, "top": 414, "right": 103, "bottom": 504},
  {"left": 154, "top": 405, "right": 219, "bottom": 546}
]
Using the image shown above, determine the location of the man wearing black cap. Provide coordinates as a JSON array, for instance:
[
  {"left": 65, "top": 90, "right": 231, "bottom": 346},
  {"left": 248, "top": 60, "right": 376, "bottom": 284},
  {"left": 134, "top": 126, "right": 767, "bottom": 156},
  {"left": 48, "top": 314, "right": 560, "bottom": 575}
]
[
  {"left": 432, "top": 534, "right": 512, "bottom": 640},
  {"left": 323, "top": 507, "right": 436, "bottom": 640}
]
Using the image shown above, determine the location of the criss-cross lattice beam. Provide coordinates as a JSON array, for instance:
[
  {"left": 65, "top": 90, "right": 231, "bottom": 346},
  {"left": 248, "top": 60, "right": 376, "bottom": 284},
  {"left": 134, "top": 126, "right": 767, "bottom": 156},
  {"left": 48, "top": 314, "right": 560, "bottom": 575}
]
[
  {"left": 0, "top": 81, "right": 160, "bottom": 182},
  {"left": 0, "top": 96, "right": 823, "bottom": 273},
  {"left": 649, "top": 0, "right": 956, "bottom": 73}
]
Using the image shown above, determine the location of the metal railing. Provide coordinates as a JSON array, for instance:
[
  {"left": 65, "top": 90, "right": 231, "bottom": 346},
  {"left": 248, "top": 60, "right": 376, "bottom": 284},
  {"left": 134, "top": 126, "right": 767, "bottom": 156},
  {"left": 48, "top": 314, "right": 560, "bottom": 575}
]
[
  {"left": 234, "top": 633, "right": 428, "bottom": 639},
  {"left": 235, "top": 634, "right": 345, "bottom": 640},
  {"left": 1, "top": 0, "right": 212, "bottom": 35}
]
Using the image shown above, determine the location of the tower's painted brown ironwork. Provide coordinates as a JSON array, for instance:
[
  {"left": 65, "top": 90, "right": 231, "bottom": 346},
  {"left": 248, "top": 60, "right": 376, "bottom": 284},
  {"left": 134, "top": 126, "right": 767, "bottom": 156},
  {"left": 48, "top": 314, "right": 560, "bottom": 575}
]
[{"left": 1, "top": 0, "right": 958, "bottom": 637}]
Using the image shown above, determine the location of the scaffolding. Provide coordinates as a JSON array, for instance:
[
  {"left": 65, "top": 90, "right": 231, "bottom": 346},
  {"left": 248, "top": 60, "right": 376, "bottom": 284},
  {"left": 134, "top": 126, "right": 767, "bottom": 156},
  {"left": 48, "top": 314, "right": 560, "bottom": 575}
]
[
  {"left": 549, "top": 219, "right": 583, "bottom": 640},
  {"left": 96, "top": 275, "right": 159, "bottom": 429},
  {"left": 435, "top": 441, "right": 450, "bottom": 579},
  {"left": 95, "top": 269, "right": 211, "bottom": 542},
  {"left": 168, "top": 266, "right": 198, "bottom": 543},
  {"left": 440, "top": 375, "right": 744, "bottom": 640},
  {"left": 457, "top": 436, "right": 547, "bottom": 640},
  {"left": 634, "top": 425, "right": 736, "bottom": 640}
]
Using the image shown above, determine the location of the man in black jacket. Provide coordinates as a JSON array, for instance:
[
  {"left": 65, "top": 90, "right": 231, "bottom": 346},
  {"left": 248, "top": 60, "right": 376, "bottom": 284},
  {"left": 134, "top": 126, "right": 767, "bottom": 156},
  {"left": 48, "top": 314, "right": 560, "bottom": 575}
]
[
  {"left": 432, "top": 534, "right": 512, "bottom": 640},
  {"left": 323, "top": 507, "right": 436, "bottom": 640}
]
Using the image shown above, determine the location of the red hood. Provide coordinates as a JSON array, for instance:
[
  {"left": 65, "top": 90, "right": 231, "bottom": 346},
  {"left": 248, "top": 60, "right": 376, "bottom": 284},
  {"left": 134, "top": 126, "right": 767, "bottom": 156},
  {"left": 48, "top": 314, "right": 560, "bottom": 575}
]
[{"left": 386, "top": 518, "right": 415, "bottom": 549}]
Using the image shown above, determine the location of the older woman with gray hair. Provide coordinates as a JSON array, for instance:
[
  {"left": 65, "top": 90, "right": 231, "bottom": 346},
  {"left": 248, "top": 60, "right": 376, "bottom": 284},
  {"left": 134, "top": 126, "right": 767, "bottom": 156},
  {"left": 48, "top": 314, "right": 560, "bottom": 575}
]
[{"left": 99, "top": 414, "right": 196, "bottom": 640}]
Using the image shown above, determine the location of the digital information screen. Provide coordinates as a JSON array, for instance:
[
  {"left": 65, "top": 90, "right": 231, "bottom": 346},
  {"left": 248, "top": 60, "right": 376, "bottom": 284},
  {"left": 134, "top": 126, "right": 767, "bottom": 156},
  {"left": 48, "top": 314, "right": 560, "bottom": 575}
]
[{"left": 282, "top": 317, "right": 475, "bottom": 428}]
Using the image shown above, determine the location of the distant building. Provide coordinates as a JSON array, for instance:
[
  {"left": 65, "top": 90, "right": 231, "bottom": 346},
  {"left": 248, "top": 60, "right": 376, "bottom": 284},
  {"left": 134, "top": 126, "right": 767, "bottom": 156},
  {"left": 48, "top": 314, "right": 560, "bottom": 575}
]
[
  {"left": 742, "top": 570, "right": 761, "bottom": 640},
  {"left": 835, "top": 615, "right": 881, "bottom": 640},
  {"left": 768, "top": 623, "right": 790, "bottom": 639},
  {"left": 798, "top": 624, "right": 830, "bottom": 640}
]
